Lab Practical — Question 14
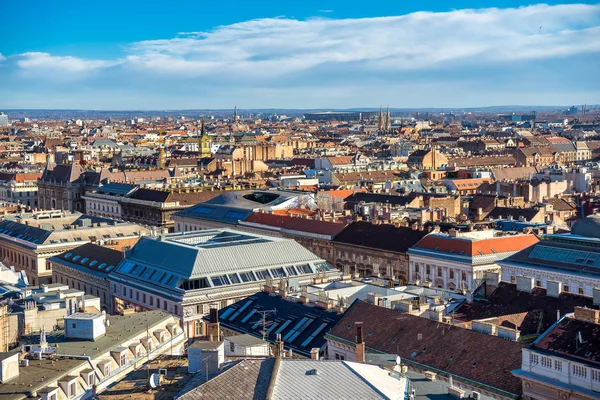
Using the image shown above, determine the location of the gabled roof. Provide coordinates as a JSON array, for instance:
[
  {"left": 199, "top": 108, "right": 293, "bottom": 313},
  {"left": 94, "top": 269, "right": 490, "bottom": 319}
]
[{"left": 327, "top": 301, "right": 523, "bottom": 396}]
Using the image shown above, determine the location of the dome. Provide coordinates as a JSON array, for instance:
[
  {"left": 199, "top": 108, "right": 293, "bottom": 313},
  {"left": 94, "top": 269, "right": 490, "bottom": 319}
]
[{"left": 571, "top": 214, "right": 600, "bottom": 239}]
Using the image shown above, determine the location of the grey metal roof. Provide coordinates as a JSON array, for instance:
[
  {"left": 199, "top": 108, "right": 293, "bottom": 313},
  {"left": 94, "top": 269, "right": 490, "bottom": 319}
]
[
  {"left": 116, "top": 229, "right": 325, "bottom": 284},
  {"left": 271, "top": 360, "right": 391, "bottom": 400}
]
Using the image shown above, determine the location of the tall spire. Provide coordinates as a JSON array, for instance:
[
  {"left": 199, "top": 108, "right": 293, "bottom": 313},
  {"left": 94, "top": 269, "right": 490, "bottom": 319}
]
[
  {"left": 234, "top": 105, "right": 238, "bottom": 121},
  {"left": 198, "top": 117, "right": 211, "bottom": 159},
  {"left": 385, "top": 105, "right": 392, "bottom": 132}
]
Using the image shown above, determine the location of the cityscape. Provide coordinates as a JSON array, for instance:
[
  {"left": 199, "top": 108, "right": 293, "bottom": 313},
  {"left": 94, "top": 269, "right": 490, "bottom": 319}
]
[{"left": 0, "top": 1, "right": 599, "bottom": 400}]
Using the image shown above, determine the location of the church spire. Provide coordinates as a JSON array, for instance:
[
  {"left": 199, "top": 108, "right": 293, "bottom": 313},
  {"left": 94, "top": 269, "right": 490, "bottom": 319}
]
[
  {"left": 385, "top": 105, "right": 392, "bottom": 132},
  {"left": 234, "top": 105, "right": 238, "bottom": 121},
  {"left": 198, "top": 117, "right": 211, "bottom": 159}
]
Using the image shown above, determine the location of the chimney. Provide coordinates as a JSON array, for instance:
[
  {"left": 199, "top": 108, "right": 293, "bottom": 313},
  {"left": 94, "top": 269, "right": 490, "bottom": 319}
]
[
  {"left": 275, "top": 334, "right": 285, "bottom": 358},
  {"left": 355, "top": 322, "right": 365, "bottom": 363},
  {"left": 573, "top": 307, "right": 600, "bottom": 324},
  {"left": 310, "top": 348, "right": 320, "bottom": 360},
  {"left": 206, "top": 308, "right": 221, "bottom": 341}
]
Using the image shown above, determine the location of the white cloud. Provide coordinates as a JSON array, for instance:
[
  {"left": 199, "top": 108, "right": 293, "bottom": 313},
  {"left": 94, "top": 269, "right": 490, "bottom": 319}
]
[
  {"left": 3, "top": 3, "right": 600, "bottom": 108},
  {"left": 118, "top": 3, "right": 600, "bottom": 78},
  {"left": 17, "top": 52, "right": 120, "bottom": 73},
  {"left": 0, "top": 53, "right": 5, "bottom": 62}
]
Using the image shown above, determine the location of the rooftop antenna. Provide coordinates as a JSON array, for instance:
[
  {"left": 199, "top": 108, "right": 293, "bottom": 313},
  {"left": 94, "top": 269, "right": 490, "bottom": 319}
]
[{"left": 257, "top": 309, "right": 277, "bottom": 341}]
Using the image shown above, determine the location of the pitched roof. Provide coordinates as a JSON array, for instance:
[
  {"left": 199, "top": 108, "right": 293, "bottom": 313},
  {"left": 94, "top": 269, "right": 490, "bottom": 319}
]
[
  {"left": 455, "top": 282, "right": 593, "bottom": 336},
  {"left": 343, "top": 192, "right": 415, "bottom": 206},
  {"left": 244, "top": 212, "right": 348, "bottom": 238},
  {"left": 177, "top": 358, "right": 275, "bottom": 400},
  {"left": 486, "top": 206, "right": 542, "bottom": 221},
  {"left": 333, "top": 222, "right": 430, "bottom": 254},
  {"left": 412, "top": 233, "right": 539, "bottom": 257},
  {"left": 326, "top": 156, "right": 354, "bottom": 165},
  {"left": 214, "top": 291, "right": 344, "bottom": 357},
  {"left": 534, "top": 315, "right": 600, "bottom": 366},
  {"left": 327, "top": 301, "right": 523, "bottom": 396}
]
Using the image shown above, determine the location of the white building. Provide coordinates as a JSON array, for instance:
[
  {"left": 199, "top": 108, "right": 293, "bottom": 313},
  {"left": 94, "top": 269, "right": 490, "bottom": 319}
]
[
  {"left": 407, "top": 229, "right": 539, "bottom": 292},
  {"left": 499, "top": 214, "right": 600, "bottom": 297},
  {"left": 224, "top": 334, "right": 270, "bottom": 357},
  {"left": 512, "top": 307, "right": 600, "bottom": 400}
]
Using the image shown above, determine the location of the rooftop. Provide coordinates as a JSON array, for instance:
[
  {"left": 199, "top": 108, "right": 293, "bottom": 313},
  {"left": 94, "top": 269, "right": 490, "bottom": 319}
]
[
  {"left": 113, "top": 229, "right": 328, "bottom": 288},
  {"left": 214, "top": 291, "right": 344, "bottom": 357},
  {"left": 327, "top": 301, "right": 524, "bottom": 397}
]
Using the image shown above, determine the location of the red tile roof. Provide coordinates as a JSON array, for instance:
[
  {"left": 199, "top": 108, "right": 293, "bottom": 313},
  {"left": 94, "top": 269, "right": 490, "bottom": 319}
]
[
  {"left": 327, "top": 156, "right": 354, "bottom": 166},
  {"left": 328, "top": 301, "right": 524, "bottom": 395},
  {"left": 414, "top": 233, "right": 539, "bottom": 256},
  {"left": 245, "top": 212, "right": 348, "bottom": 237}
]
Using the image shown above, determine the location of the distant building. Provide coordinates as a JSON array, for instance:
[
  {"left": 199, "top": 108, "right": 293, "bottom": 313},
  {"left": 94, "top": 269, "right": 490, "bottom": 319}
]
[
  {"left": 0, "top": 172, "right": 41, "bottom": 208},
  {"left": 0, "top": 112, "right": 8, "bottom": 127},
  {"left": 407, "top": 149, "right": 448, "bottom": 170},
  {"left": 303, "top": 111, "right": 362, "bottom": 122}
]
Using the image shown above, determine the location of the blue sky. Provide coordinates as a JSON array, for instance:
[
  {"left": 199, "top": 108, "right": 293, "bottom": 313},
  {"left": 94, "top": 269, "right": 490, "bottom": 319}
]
[{"left": 1, "top": 1, "right": 599, "bottom": 109}]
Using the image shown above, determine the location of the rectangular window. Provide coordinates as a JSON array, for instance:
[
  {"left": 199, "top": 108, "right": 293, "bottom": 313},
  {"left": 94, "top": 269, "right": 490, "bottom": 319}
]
[
  {"left": 239, "top": 272, "right": 256, "bottom": 282},
  {"left": 149, "top": 296, "right": 154, "bottom": 306},
  {"left": 211, "top": 275, "right": 230, "bottom": 287},
  {"left": 120, "top": 354, "right": 126, "bottom": 366},
  {"left": 449, "top": 269, "right": 454, "bottom": 279},
  {"left": 255, "top": 270, "right": 271, "bottom": 280},
  {"left": 228, "top": 274, "right": 241, "bottom": 284}
]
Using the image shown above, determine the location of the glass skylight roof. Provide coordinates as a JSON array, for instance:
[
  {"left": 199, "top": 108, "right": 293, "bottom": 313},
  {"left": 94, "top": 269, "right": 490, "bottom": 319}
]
[{"left": 529, "top": 244, "right": 600, "bottom": 267}]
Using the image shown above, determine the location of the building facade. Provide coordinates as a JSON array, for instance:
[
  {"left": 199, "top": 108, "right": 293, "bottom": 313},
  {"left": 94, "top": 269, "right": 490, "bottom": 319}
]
[{"left": 407, "top": 230, "right": 539, "bottom": 292}]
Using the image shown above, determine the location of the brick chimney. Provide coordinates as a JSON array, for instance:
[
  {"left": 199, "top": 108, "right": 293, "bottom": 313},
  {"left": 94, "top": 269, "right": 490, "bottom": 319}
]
[
  {"left": 355, "top": 322, "right": 365, "bottom": 363},
  {"left": 206, "top": 308, "right": 221, "bottom": 341},
  {"left": 573, "top": 307, "right": 600, "bottom": 324}
]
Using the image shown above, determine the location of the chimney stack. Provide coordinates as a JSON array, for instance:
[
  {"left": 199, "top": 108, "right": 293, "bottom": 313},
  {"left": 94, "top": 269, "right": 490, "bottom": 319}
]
[
  {"left": 206, "top": 308, "right": 221, "bottom": 341},
  {"left": 310, "top": 348, "right": 320, "bottom": 360},
  {"left": 275, "top": 334, "right": 285, "bottom": 358},
  {"left": 355, "top": 322, "right": 365, "bottom": 363}
]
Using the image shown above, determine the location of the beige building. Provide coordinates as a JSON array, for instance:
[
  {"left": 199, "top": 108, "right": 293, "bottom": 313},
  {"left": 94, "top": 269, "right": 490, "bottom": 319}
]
[
  {"left": 0, "top": 310, "right": 185, "bottom": 400},
  {"left": 0, "top": 211, "right": 147, "bottom": 285}
]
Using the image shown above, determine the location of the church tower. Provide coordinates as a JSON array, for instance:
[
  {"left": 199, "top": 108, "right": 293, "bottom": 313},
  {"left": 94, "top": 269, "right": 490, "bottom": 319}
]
[
  {"left": 385, "top": 105, "right": 392, "bottom": 132},
  {"left": 198, "top": 118, "right": 211, "bottom": 158},
  {"left": 234, "top": 105, "right": 239, "bottom": 121}
]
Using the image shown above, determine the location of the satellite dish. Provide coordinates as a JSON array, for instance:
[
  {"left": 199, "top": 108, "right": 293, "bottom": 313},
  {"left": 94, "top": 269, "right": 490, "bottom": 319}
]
[{"left": 149, "top": 373, "right": 160, "bottom": 389}]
